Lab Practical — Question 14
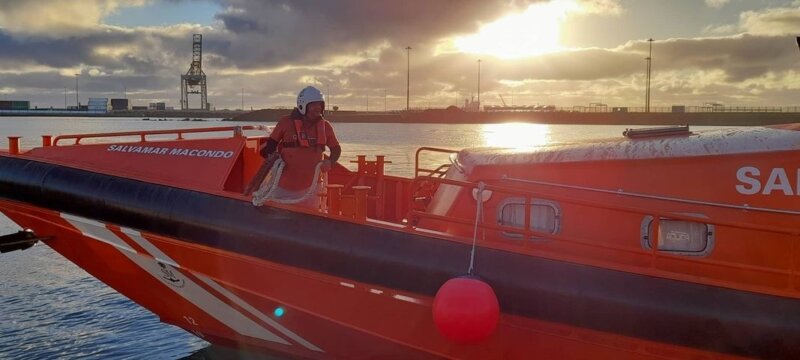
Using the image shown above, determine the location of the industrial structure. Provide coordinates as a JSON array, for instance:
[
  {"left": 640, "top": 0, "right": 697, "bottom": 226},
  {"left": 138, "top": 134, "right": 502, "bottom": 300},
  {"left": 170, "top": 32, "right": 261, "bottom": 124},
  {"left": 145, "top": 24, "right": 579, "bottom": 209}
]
[
  {"left": 0, "top": 101, "right": 29, "bottom": 111},
  {"left": 110, "top": 99, "right": 129, "bottom": 111},
  {"left": 180, "top": 34, "right": 208, "bottom": 110}
]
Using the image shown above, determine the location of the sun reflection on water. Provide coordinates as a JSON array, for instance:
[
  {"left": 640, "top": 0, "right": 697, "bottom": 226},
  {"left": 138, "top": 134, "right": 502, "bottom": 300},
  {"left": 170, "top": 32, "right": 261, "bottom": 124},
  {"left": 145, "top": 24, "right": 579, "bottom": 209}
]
[{"left": 481, "top": 123, "right": 551, "bottom": 149}]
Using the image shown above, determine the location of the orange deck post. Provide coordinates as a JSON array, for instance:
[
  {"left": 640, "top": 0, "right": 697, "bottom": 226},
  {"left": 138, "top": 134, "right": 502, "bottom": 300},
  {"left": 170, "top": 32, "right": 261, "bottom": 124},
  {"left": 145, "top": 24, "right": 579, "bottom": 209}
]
[
  {"left": 353, "top": 185, "right": 371, "bottom": 222},
  {"left": 41, "top": 135, "right": 52, "bottom": 147},
  {"left": 356, "top": 155, "right": 366, "bottom": 174},
  {"left": 376, "top": 155, "right": 386, "bottom": 174},
  {"left": 375, "top": 155, "right": 388, "bottom": 219},
  {"left": 8, "top": 136, "right": 20, "bottom": 155},
  {"left": 327, "top": 184, "right": 344, "bottom": 216}
]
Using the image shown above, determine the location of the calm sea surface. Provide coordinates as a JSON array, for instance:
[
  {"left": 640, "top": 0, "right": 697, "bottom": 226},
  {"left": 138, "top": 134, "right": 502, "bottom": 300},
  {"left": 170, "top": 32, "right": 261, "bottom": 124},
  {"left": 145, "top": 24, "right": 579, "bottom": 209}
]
[{"left": 0, "top": 117, "right": 731, "bottom": 359}]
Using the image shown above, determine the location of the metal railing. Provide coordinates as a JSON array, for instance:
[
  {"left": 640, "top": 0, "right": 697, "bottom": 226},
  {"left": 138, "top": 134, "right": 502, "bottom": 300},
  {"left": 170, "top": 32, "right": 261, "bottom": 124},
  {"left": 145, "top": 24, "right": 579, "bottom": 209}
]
[
  {"left": 406, "top": 174, "right": 799, "bottom": 291},
  {"left": 52, "top": 125, "right": 269, "bottom": 146},
  {"left": 559, "top": 105, "right": 787, "bottom": 113},
  {"left": 414, "top": 147, "right": 458, "bottom": 178}
]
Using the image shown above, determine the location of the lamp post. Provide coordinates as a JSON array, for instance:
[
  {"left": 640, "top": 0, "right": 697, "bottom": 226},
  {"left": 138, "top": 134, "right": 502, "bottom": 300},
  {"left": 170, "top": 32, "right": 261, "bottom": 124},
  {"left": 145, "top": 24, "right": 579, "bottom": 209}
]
[
  {"left": 64, "top": 87, "right": 67, "bottom": 109},
  {"left": 644, "top": 38, "right": 653, "bottom": 112},
  {"left": 477, "top": 59, "right": 482, "bottom": 111},
  {"left": 406, "top": 46, "right": 411, "bottom": 111},
  {"left": 74, "top": 73, "right": 80, "bottom": 108},
  {"left": 241, "top": 88, "right": 244, "bottom": 111}
]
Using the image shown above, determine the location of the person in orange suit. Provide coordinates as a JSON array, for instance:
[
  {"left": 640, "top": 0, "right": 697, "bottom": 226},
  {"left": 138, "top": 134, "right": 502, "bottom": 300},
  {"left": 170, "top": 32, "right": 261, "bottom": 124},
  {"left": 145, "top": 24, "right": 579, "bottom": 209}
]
[{"left": 260, "top": 86, "right": 341, "bottom": 208}]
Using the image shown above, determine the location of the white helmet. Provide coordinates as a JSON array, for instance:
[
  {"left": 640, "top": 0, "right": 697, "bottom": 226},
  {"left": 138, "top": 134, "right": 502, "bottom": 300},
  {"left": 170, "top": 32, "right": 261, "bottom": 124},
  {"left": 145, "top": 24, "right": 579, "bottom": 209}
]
[{"left": 296, "top": 86, "right": 325, "bottom": 115}]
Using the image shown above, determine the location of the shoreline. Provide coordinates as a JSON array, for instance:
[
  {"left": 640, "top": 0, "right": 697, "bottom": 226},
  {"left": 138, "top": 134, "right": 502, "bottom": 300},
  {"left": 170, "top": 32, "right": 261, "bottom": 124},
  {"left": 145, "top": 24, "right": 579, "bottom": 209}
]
[
  {"left": 2, "top": 108, "right": 799, "bottom": 126},
  {"left": 233, "top": 108, "right": 800, "bottom": 126}
]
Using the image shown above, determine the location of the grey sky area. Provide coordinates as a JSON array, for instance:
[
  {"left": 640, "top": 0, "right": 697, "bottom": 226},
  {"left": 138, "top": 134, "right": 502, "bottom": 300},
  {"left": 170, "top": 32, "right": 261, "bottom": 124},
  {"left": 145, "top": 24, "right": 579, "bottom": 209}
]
[{"left": 1, "top": 0, "right": 799, "bottom": 110}]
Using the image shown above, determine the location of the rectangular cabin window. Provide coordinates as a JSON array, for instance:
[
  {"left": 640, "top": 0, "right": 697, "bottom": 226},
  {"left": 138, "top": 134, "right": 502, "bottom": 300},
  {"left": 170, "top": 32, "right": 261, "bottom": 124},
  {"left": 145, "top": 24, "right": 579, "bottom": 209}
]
[
  {"left": 640, "top": 216, "right": 714, "bottom": 256},
  {"left": 497, "top": 198, "right": 560, "bottom": 240}
]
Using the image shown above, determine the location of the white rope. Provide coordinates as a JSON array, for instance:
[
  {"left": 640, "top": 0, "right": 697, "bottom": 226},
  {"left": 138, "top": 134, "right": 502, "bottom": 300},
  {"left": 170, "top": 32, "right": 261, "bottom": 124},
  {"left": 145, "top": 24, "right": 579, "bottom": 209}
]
[
  {"left": 467, "top": 181, "right": 486, "bottom": 275},
  {"left": 251, "top": 157, "right": 284, "bottom": 205},
  {"left": 252, "top": 158, "right": 325, "bottom": 206}
]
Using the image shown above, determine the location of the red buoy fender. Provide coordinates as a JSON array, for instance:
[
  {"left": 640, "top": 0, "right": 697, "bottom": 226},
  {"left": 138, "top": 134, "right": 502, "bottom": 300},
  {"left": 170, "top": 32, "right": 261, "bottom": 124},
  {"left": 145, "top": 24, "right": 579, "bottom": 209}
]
[{"left": 432, "top": 276, "right": 499, "bottom": 344}]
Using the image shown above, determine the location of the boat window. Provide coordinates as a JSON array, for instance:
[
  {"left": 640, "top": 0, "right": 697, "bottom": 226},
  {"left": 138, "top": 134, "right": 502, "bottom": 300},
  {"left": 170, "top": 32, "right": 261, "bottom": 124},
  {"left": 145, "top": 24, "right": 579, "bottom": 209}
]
[
  {"left": 640, "top": 216, "right": 714, "bottom": 256},
  {"left": 497, "top": 198, "right": 561, "bottom": 240}
]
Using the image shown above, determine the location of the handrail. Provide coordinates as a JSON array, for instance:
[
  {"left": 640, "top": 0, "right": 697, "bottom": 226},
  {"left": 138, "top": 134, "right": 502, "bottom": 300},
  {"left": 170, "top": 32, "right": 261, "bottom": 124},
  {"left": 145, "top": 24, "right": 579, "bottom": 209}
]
[
  {"left": 428, "top": 164, "right": 451, "bottom": 177},
  {"left": 415, "top": 147, "right": 458, "bottom": 177},
  {"left": 409, "top": 175, "right": 797, "bottom": 235},
  {"left": 406, "top": 175, "right": 799, "bottom": 289},
  {"left": 52, "top": 125, "right": 269, "bottom": 146},
  {"left": 502, "top": 176, "right": 800, "bottom": 216}
]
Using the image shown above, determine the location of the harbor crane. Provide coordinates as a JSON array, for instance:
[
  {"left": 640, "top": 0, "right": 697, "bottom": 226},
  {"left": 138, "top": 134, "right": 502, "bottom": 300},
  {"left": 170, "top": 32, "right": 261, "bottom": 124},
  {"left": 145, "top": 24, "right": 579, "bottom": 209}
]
[{"left": 180, "top": 34, "right": 208, "bottom": 110}]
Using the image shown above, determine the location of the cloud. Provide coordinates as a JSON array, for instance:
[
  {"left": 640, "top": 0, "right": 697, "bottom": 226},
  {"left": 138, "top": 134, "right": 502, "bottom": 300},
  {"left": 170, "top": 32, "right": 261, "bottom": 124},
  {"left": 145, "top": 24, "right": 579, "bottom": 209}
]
[
  {"left": 1, "top": 0, "right": 800, "bottom": 109},
  {"left": 704, "top": 6, "right": 800, "bottom": 36},
  {"left": 621, "top": 35, "right": 797, "bottom": 82},
  {"left": 702, "top": 23, "right": 738, "bottom": 35},
  {"left": 705, "top": 0, "right": 729, "bottom": 9},
  {"left": 211, "top": 0, "right": 546, "bottom": 69},
  {"left": 576, "top": 0, "right": 622, "bottom": 15},
  {"left": 0, "top": 0, "right": 149, "bottom": 37},
  {"left": 0, "top": 23, "right": 208, "bottom": 73},
  {"left": 739, "top": 6, "right": 800, "bottom": 36}
]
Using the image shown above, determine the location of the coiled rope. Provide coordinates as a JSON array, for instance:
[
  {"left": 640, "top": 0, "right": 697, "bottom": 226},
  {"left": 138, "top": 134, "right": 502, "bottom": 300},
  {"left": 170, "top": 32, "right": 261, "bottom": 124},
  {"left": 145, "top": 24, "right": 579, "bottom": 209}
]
[{"left": 252, "top": 158, "right": 325, "bottom": 206}]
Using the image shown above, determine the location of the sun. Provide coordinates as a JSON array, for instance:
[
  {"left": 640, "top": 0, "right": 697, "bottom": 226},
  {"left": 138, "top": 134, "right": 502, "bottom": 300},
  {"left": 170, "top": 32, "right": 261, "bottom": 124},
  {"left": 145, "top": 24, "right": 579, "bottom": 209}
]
[{"left": 453, "top": 0, "right": 579, "bottom": 59}]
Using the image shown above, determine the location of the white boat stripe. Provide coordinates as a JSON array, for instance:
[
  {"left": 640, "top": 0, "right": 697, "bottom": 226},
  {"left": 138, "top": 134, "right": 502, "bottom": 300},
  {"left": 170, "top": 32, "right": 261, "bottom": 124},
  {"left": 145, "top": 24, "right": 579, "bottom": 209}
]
[
  {"left": 61, "top": 213, "right": 135, "bottom": 253},
  {"left": 61, "top": 213, "right": 105, "bottom": 227},
  {"left": 393, "top": 294, "right": 422, "bottom": 304},
  {"left": 121, "top": 227, "right": 180, "bottom": 268},
  {"left": 196, "top": 275, "right": 323, "bottom": 352},
  {"left": 61, "top": 214, "right": 290, "bottom": 345},
  {"left": 124, "top": 227, "right": 322, "bottom": 352}
]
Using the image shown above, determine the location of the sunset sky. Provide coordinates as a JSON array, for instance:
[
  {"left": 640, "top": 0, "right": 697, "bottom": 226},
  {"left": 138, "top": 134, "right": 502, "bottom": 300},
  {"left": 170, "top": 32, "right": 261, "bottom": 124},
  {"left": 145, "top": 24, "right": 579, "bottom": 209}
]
[{"left": 1, "top": 0, "right": 799, "bottom": 110}]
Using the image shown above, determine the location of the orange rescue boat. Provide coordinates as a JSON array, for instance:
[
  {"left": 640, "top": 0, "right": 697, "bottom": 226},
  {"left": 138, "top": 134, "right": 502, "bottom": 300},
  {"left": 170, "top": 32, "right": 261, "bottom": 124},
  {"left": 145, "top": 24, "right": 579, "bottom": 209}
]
[{"left": 1, "top": 124, "right": 799, "bottom": 359}]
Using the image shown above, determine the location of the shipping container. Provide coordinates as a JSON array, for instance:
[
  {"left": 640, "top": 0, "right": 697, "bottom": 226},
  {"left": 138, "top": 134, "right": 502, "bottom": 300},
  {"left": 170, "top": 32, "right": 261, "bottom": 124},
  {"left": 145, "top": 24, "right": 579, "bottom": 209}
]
[
  {"left": 110, "top": 98, "right": 129, "bottom": 111},
  {"left": 87, "top": 98, "right": 108, "bottom": 113},
  {"left": 149, "top": 102, "right": 166, "bottom": 110},
  {"left": 0, "top": 101, "right": 11, "bottom": 110},
  {"left": 11, "top": 101, "right": 29, "bottom": 110}
]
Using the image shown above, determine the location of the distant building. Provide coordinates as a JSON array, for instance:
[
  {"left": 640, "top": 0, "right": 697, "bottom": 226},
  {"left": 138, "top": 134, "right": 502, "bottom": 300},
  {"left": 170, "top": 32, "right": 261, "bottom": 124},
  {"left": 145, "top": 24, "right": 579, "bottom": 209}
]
[
  {"left": 0, "top": 100, "right": 30, "bottom": 110},
  {"left": 110, "top": 98, "right": 129, "bottom": 111},
  {"left": 149, "top": 102, "right": 166, "bottom": 110},
  {"left": 463, "top": 97, "right": 480, "bottom": 112},
  {"left": 132, "top": 106, "right": 148, "bottom": 110},
  {"left": 88, "top": 98, "right": 109, "bottom": 113}
]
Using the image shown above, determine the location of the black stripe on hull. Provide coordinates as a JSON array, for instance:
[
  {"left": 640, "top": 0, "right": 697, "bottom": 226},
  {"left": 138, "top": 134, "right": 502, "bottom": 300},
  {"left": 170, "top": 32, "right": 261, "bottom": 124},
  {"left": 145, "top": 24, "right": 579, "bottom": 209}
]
[{"left": 0, "top": 155, "right": 798, "bottom": 358}]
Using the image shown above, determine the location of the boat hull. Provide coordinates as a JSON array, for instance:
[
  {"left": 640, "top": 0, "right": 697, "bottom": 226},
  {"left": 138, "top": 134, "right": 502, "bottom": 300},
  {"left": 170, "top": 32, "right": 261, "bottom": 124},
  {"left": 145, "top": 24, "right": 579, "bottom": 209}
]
[
  {"left": 0, "top": 154, "right": 797, "bottom": 358},
  {"left": 4, "top": 199, "right": 751, "bottom": 359}
]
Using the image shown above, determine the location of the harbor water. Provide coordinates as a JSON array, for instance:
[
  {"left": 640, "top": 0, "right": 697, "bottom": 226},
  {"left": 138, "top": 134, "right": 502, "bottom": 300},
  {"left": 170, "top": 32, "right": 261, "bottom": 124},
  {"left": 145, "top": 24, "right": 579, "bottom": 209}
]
[{"left": 0, "top": 117, "right": 728, "bottom": 359}]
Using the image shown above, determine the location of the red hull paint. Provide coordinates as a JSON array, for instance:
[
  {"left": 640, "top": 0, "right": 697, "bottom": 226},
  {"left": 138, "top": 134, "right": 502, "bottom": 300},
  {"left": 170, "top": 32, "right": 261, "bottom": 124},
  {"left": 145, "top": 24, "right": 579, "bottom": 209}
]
[{"left": 1, "top": 200, "right": 739, "bottom": 359}]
